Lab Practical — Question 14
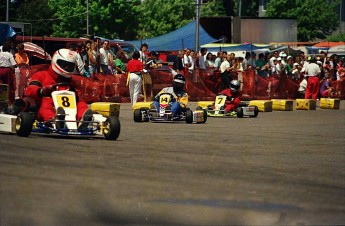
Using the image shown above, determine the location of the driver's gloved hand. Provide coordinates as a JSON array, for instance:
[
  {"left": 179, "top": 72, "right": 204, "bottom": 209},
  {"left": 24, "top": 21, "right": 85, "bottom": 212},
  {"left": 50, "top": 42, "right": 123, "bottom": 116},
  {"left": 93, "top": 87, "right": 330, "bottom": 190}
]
[
  {"left": 39, "top": 85, "right": 54, "bottom": 97},
  {"left": 226, "top": 96, "right": 233, "bottom": 102}
]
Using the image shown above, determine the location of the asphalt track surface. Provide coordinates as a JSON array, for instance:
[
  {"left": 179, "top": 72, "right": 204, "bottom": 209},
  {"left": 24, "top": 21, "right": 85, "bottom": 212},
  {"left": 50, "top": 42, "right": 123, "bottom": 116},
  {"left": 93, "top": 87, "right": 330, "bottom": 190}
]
[{"left": 0, "top": 101, "right": 344, "bottom": 225}]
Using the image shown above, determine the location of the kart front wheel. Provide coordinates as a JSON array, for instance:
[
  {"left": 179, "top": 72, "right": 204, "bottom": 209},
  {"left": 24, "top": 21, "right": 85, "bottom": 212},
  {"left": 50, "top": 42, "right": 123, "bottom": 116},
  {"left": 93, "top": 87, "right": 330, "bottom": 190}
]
[
  {"left": 103, "top": 116, "right": 121, "bottom": 140},
  {"left": 186, "top": 109, "right": 193, "bottom": 124},
  {"left": 134, "top": 109, "right": 143, "bottom": 122},
  {"left": 15, "top": 112, "right": 33, "bottom": 137}
]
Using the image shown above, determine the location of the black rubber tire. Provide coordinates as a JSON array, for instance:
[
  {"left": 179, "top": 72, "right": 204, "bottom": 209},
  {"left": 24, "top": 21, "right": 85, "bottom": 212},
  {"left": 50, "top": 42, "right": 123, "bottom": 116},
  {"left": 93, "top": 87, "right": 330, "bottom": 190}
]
[
  {"left": 186, "top": 109, "right": 193, "bottom": 124},
  {"left": 15, "top": 112, "right": 33, "bottom": 137},
  {"left": 202, "top": 109, "right": 207, "bottom": 123},
  {"left": 236, "top": 107, "right": 244, "bottom": 118},
  {"left": 103, "top": 116, "right": 121, "bottom": 140},
  {"left": 134, "top": 109, "right": 142, "bottom": 122}
]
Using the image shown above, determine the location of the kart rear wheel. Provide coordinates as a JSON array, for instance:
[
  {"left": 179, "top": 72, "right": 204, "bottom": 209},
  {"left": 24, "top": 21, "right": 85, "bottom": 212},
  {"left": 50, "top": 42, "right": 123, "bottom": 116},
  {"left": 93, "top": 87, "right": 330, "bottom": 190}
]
[
  {"left": 15, "top": 112, "right": 33, "bottom": 137},
  {"left": 236, "top": 107, "right": 244, "bottom": 118},
  {"left": 250, "top": 106, "right": 259, "bottom": 117},
  {"left": 186, "top": 109, "right": 193, "bottom": 124},
  {"left": 103, "top": 116, "right": 121, "bottom": 140},
  {"left": 134, "top": 109, "right": 143, "bottom": 122}
]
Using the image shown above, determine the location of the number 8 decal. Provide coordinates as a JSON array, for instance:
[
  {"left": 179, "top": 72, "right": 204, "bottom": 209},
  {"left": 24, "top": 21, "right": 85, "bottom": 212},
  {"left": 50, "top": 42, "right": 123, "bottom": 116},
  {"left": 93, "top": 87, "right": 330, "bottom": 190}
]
[{"left": 61, "top": 96, "right": 70, "bottom": 107}]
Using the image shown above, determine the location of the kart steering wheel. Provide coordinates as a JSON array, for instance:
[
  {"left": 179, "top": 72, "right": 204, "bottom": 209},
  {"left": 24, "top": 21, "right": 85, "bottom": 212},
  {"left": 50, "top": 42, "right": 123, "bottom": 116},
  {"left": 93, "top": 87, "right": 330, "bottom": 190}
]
[
  {"left": 155, "top": 92, "right": 176, "bottom": 102},
  {"left": 51, "top": 82, "right": 76, "bottom": 92}
]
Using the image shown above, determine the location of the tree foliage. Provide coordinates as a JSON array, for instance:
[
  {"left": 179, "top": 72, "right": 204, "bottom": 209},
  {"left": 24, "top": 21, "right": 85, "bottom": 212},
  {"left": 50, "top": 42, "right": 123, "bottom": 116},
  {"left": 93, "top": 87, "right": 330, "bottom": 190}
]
[
  {"left": 136, "top": 0, "right": 227, "bottom": 39},
  {"left": 47, "top": 0, "right": 141, "bottom": 39},
  {"left": 265, "top": 0, "right": 340, "bottom": 41}
]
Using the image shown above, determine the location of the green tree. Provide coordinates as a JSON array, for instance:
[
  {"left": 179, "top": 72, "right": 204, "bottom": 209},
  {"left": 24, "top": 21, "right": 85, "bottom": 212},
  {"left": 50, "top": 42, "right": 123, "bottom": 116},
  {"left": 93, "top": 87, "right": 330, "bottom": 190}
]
[
  {"left": 265, "top": 0, "right": 340, "bottom": 41},
  {"left": 47, "top": 0, "right": 141, "bottom": 39},
  {"left": 137, "top": 0, "right": 227, "bottom": 39}
]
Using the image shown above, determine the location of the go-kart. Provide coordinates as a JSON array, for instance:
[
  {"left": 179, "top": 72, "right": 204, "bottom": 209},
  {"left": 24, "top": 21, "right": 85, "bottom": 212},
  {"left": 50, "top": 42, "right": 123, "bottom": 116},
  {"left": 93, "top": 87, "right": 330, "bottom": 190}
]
[
  {"left": 14, "top": 83, "right": 121, "bottom": 140},
  {"left": 197, "top": 94, "right": 258, "bottom": 118},
  {"left": 133, "top": 93, "right": 207, "bottom": 123}
]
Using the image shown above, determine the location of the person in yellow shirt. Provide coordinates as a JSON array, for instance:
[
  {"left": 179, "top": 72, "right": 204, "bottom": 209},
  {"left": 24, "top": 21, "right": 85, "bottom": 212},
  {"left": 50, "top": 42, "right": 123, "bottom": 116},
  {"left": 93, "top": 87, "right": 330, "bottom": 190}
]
[{"left": 14, "top": 43, "right": 29, "bottom": 99}]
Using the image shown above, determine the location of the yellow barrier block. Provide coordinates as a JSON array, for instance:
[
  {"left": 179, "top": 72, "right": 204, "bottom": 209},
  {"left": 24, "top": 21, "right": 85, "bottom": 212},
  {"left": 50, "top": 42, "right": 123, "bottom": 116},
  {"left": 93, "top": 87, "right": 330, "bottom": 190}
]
[
  {"left": 249, "top": 100, "right": 273, "bottom": 112},
  {"left": 197, "top": 101, "right": 214, "bottom": 109},
  {"left": 296, "top": 99, "right": 316, "bottom": 110},
  {"left": 91, "top": 102, "right": 120, "bottom": 117},
  {"left": 320, "top": 98, "right": 340, "bottom": 109},
  {"left": 271, "top": 99, "right": 293, "bottom": 111},
  {"left": 132, "top": 102, "right": 153, "bottom": 110}
]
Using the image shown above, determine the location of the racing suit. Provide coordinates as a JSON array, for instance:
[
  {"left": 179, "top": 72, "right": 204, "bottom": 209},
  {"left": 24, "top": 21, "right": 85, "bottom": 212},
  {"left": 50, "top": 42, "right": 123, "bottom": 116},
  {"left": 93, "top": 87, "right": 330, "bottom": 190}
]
[
  {"left": 25, "top": 66, "right": 88, "bottom": 121},
  {"left": 153, "top": 87, "right": 188, "bottom": 115},
  {"left": 219, "top": 88, "right": 241, "bottom": 112}
]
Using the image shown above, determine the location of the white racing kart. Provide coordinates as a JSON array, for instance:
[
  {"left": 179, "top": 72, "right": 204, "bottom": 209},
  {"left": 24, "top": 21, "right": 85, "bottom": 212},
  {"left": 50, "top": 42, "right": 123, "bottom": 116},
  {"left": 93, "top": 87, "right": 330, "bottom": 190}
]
[
  {"left": 13, "top": 83, "right": 121, "bottom": 140},
  {"left": 133, "top": 93, "right": 207, "bottom": 123},
  {"left": 197, "top": 94, "right": 259, "bottom": 118}
]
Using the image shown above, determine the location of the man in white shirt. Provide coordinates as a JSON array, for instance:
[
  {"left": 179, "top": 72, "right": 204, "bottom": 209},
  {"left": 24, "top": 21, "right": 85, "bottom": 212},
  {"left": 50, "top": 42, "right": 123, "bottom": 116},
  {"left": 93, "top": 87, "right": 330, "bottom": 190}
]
[
  {"left": 99, "top": 40, "right": 110, "bottom": 74},
  {"left": 183, "top": 48, "right": 194, "bottom": 73},
  {"left": 198, "top": 48, "right": 207, "bottom": 70},
  {"left": 305, "top": 57, "right": 321, "bottom": 100}
]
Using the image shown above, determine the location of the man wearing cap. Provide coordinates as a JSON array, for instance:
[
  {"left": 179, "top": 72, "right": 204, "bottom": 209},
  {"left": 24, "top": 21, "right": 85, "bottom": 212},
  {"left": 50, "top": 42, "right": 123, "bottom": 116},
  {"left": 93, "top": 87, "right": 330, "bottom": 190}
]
[{"left": 305, "top": 57, "right": 321, "bottom": 100}]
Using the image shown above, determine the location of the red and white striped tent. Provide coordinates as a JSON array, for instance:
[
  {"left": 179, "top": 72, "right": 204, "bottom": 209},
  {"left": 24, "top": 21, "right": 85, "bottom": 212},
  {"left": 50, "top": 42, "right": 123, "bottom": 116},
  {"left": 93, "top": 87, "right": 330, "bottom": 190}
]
[{"left": 23, "top": 42, "right": 52, "bottom": 60}]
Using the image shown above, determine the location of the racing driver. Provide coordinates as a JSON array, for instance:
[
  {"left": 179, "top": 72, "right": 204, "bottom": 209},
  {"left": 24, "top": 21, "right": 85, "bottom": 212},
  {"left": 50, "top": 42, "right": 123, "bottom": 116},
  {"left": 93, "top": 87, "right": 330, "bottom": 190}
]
[
  {"left": 25, "top": 48, "right": 91, "bottom": 125},
  {"left": 152, "top": 73, "right": 188, "bottom": 115},
  {"left": 218, "top": 79, "right": 241, "bottom": 114}
]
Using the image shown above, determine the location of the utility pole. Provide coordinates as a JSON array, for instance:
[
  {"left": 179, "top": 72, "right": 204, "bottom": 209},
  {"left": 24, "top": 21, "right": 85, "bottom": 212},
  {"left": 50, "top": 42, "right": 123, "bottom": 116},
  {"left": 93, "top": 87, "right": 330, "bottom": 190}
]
[
  {"left": 6, "top": 0, "right": 9, "bottom": 21},
  {"left": 195, "top": 0, "right": 201, "bottom": 52}
]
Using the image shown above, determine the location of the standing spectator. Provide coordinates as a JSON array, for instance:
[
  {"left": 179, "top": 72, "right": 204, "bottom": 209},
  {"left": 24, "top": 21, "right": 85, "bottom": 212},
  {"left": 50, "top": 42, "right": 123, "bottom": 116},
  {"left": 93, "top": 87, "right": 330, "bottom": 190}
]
[
  {"left": 139, "top": 43, "right": 148, "bottom": 64},
  {"left": 77, "top": 43, "right": 90, "bottom": 78},
  {"left": 285, "top": 56, "right": 294, "bottom": 78},
  {"left": 256, "top": 53, "right": 269, "bottom": 78},
  {"left": 0, "top": 42, "right": 17, "bottom": 104},
  {"left": 247, "top": 52, "right": 256, "bottom": 69},
  {"left": 336, "top": 59, "right": 345, "bottom": 80},
  {"left": 219, "top": 53, "right": 232, "bottom": 89},
  {"left": 99, "top": 40, "right": 110, "bottom": 75},
  {"left": 198, "top": 48, "right": 207, "bottom": 70},
  {"left": 214, "top": 51, "right": 223, "bottom": 71},
  {"left": 305, "top": 57, "right": 321, "bottom": 100},
  {"left": 14, "top": 43, "right": 29, "bottom": 99},
  {"left": 205, "top": 52, "right": 215, "bottom": 69},
  {"left": 173, "top": 50, "right": 184, "bottom": 75},
  {"left": 126, "top": 51, "right": 143, "bottom": 105},
  {"left": 291, "top": 63, "right": 301, "bottom": 81},
  {"left": 269, "top": 51, "right": 279, "bottom": 67},
  {"left": 114, "top": 50, "right": 126, "bottom": 74},
  {"left": 183, "top": 48, "right": 194, "bottom": 74},
  {"left": 86, "top": 40, "right": 97, "bottom": 76}
]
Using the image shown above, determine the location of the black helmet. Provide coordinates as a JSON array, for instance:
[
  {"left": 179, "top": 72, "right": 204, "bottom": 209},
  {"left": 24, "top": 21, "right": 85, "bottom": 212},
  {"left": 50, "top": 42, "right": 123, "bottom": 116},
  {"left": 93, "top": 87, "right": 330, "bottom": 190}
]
[
  {"left": 173, "top": 74, "right": 186, "bottom": 90},
  {"left": 229, "top": 80, "right": 240, "bottom": 92}
]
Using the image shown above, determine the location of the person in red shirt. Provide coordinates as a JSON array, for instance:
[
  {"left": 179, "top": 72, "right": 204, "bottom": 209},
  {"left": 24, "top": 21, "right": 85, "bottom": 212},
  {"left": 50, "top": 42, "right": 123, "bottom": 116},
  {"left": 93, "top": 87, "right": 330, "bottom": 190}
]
[
  {"left": 219, "top": 80, "right": 241, "bottom": 113},
  {"left": 126, "top": 51, "right": 143, "bottom": 105},
  {"left": 25, "top": 49, "right": 90, "bottom": 125}
]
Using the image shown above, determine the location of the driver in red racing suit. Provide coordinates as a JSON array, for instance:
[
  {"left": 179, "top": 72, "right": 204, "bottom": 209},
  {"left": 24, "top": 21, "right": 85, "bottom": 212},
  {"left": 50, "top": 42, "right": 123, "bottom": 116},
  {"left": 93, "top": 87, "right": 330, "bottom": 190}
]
[
  {"left": 25, "top": 48, "right": 89, "bottom": 122},
  {"left": 218, "top": 80, "right": 241, "bottom": 113}
]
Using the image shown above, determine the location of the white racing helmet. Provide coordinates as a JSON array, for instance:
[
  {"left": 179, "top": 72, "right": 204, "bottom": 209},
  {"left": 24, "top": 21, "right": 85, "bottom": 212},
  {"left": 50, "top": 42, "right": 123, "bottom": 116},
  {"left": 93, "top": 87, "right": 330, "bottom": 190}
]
[
  {"left": 229, "top": 80, "right": 241, "bottom": 92},
  {"left": 51, "top": 48, "right": 78, "bottom": 78}
]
